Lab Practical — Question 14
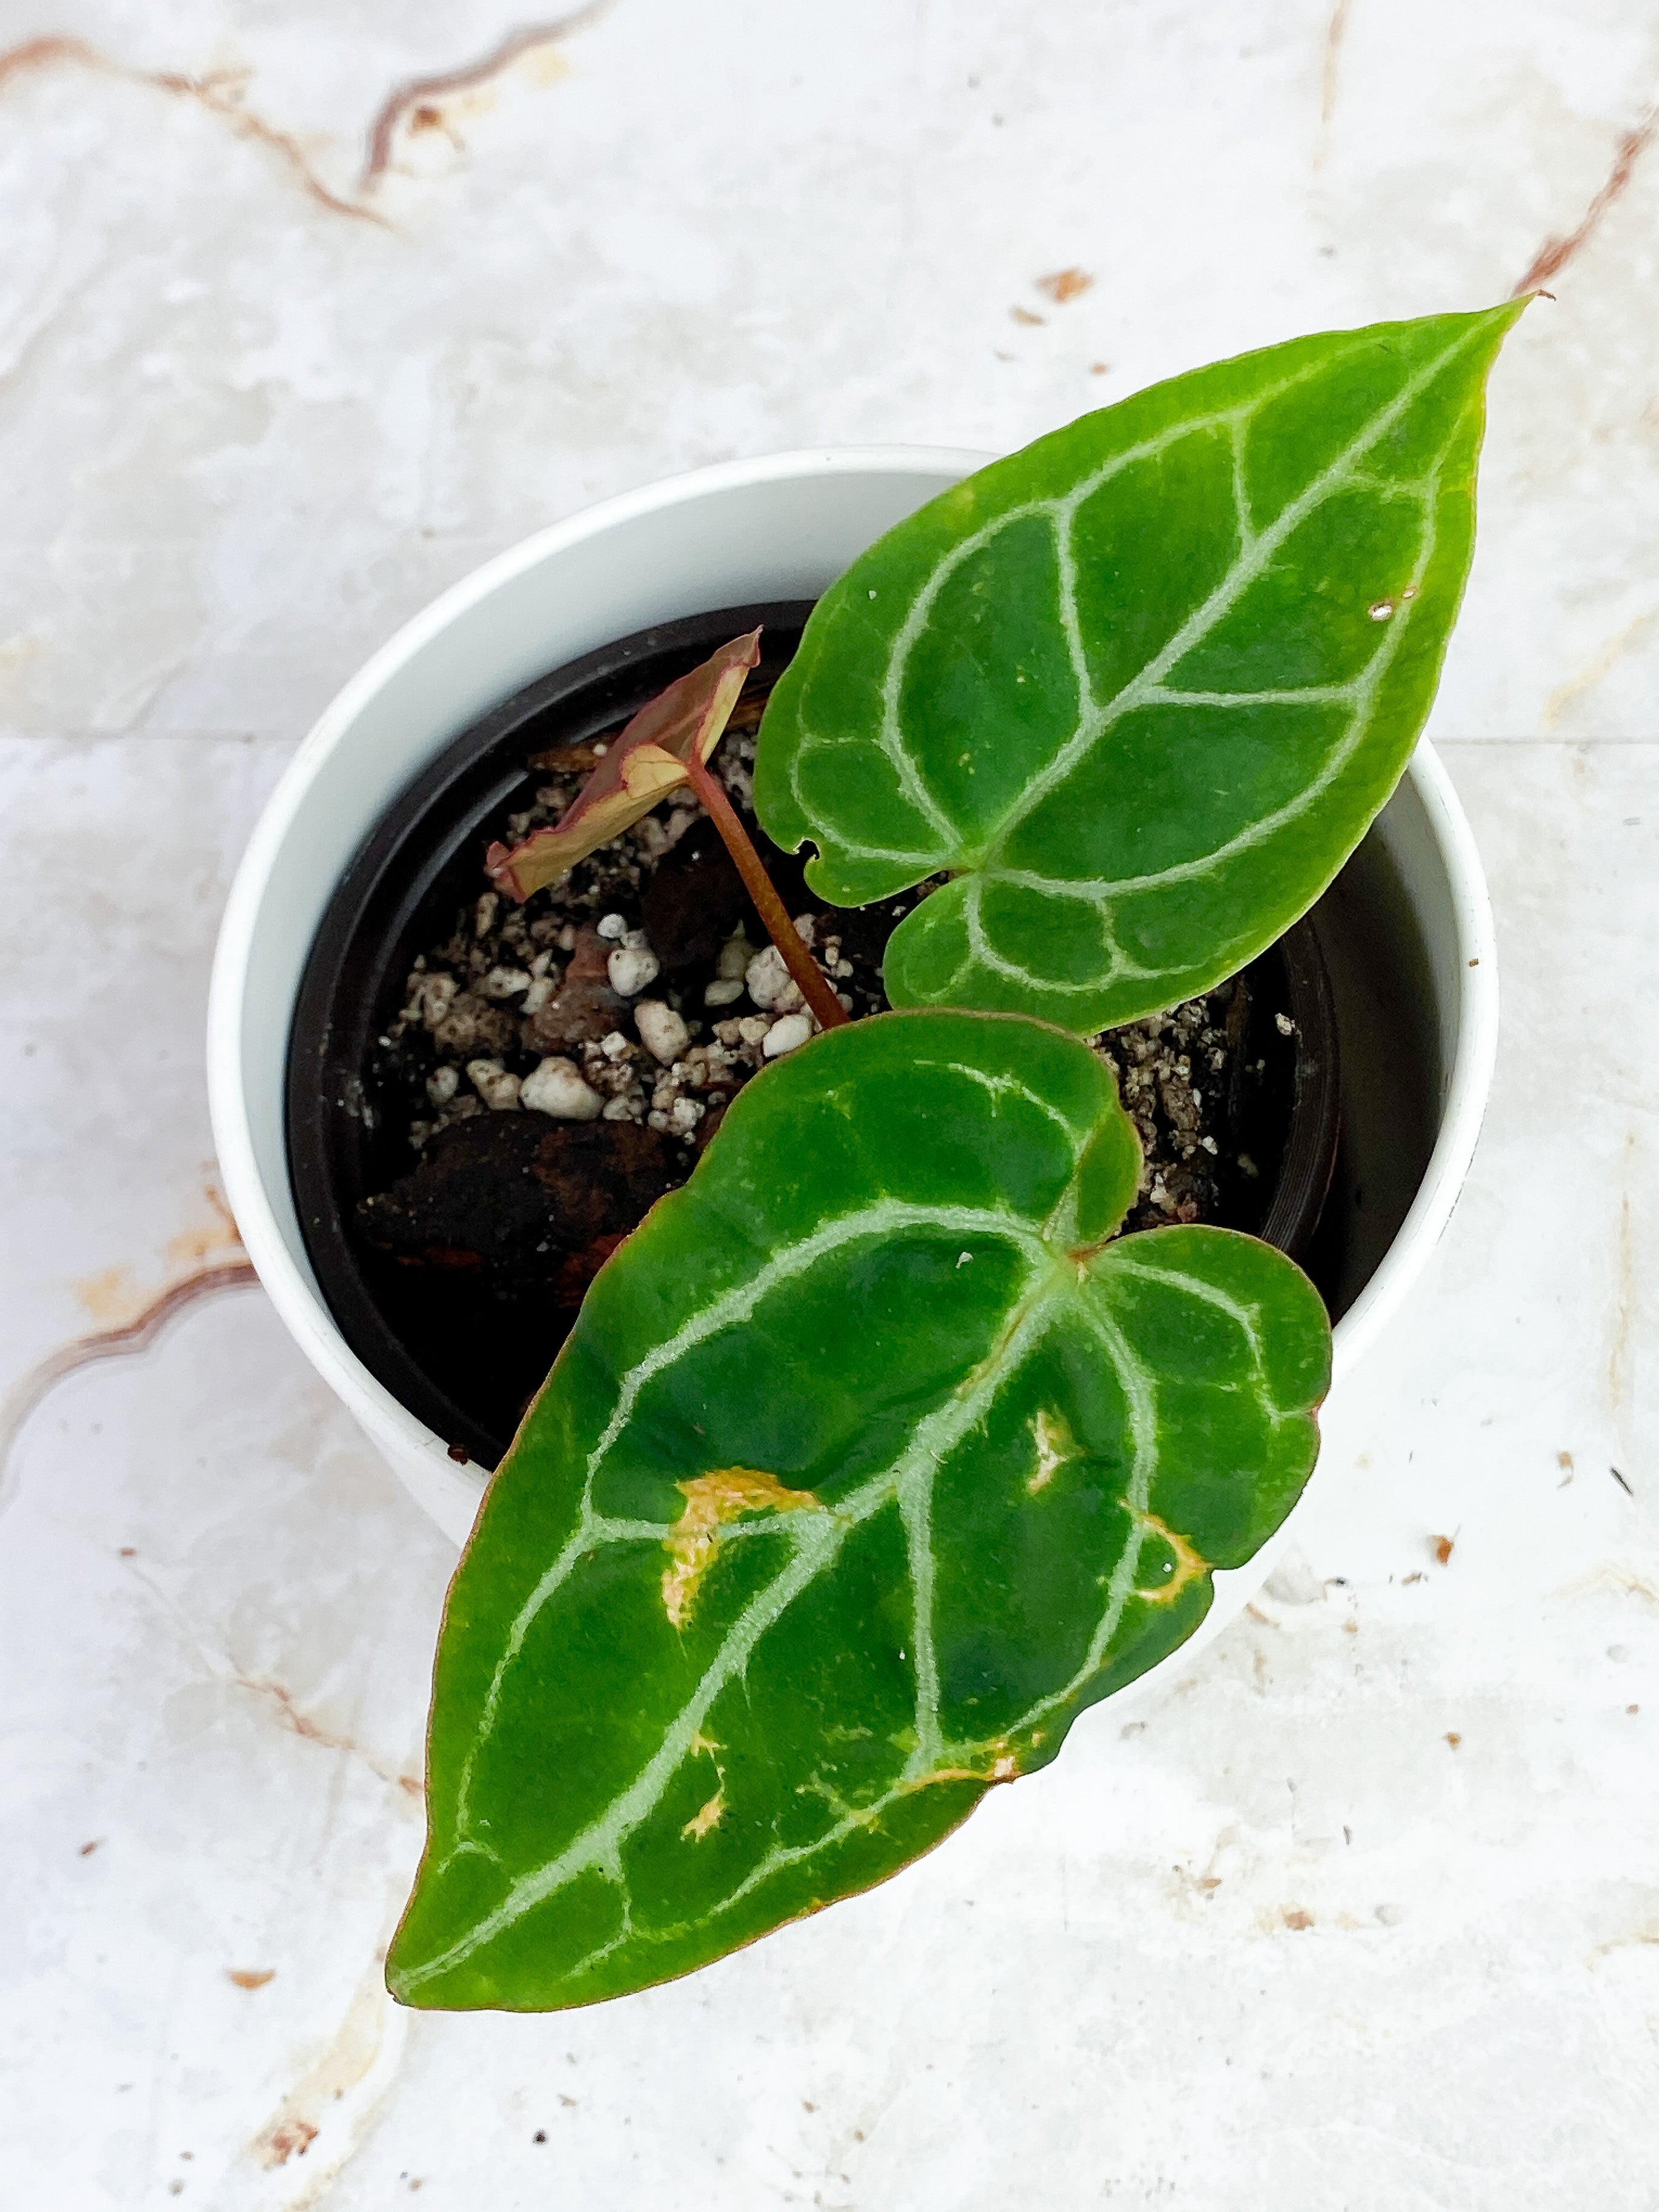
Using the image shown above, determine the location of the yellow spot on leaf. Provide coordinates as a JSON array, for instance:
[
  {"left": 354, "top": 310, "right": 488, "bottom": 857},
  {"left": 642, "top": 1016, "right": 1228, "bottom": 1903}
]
[
  {"left": 682, "top": 1789, "right": 725, "bottom": 1841},
  {"left": 1134, "top": 1510, "right": 1208, "bottom": 1604},
  {"left": 620, "top": 742, "right": 690, "bottom": 803},
  {"left": 1027, "top": 1406, "right": 1074, "bottom": 1493},
  {"left": 661, "top": 1468, "right": 821, "bottom": 1629},
  {"left": 911, "top": 1749, "right": 1020, "bottom": 1790}
]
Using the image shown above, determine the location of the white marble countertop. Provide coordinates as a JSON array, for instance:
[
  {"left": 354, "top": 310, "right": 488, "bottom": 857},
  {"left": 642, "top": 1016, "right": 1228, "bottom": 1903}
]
[{"left": 2, "top": 4, "right": 1655, "bottom": 2205}]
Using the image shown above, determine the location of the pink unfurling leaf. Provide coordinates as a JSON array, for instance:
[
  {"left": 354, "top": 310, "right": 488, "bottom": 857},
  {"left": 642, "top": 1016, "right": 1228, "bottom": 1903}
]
[{"left": 485, "top": 629, "right": 762, "bottom": 902}]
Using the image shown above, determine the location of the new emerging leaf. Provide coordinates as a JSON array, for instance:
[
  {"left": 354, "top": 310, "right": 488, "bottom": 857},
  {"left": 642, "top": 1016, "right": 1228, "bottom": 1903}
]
[
  {"left": 487, "top": 628, "right": 762, "bottom": 899},
  {"left": 754, "top": 304, "right": 1526, "bottom": 1031},
  {"left": 388, "top": 1012, "right": 1331, "bottom": 2011}
]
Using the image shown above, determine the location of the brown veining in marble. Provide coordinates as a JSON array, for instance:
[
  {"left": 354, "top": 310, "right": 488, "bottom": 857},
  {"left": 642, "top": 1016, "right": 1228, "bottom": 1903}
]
[
  {"left": 68, "top": 1191, "right": 248, "bottom": 1330},
  {"left": 0, "top": 36, "right": 385, "bottom": 222},
  {"left": 1310, "top": 0, "right": 1352, "bottom": 170},
  {"left": 1320, "top": 0, "right": 1352, "bottom": 129},
  {"left": 1515, "top": 109, "right": 1658, "bottom": 292},
  {"left": 360, "top": 3, "right": 613, "bottom": 188},
  {"left": 236, "top": 1677, "right": 424, "bottom": 1799},
  {"left": 0, "top": 18, "right": 611, "bottom": 225},
  {"left": 1542, "top": 605, "right": 1659, "bottom": 729},
  {"left": 248, "top": 1960, "right": 399, "bottom": 2179},
  {"left": 0, "top": 1259, "right": 260, "bottom": 1507}
]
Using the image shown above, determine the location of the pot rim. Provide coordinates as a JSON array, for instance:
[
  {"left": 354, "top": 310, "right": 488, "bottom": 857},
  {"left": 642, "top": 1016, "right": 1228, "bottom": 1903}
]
[
  {"left": 208, "top": 445, "right": 1497, "bottom": 1548},
  {"left": 1323, "top": 734, "right": 1497, "bottom": 1383}
]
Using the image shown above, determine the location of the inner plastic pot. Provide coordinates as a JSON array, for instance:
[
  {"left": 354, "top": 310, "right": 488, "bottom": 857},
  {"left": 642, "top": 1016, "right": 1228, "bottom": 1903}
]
[{"left": 288, "top": 602, "right": 1343, "bottom": 1470}]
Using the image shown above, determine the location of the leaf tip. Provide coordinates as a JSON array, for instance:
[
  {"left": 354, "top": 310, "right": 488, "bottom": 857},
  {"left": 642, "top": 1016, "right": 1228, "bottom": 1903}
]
[
  {"left": 483, "top": 836, "right": 534, "bottom": 903},
  {"left": 1476, "top": 291, "right": 1537, "bottom": 341}
]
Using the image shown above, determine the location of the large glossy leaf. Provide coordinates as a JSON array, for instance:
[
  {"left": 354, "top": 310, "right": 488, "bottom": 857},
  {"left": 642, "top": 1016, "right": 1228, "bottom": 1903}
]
[
  {"left": 754, "top": 304, "right": 1524, "bottom": 1031},
  {"left": 388, "top": 1012, "right": 1330, "bottom": 2011}
]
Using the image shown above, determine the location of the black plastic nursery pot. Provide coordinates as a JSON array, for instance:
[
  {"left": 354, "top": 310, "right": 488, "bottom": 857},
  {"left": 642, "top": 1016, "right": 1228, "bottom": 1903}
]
[{"left": 287, "top": 603, "right": 1366, "bottom": 1472}]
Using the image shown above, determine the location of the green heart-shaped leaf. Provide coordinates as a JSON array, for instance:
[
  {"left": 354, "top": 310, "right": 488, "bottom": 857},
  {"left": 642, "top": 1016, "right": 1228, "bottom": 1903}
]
[
  {"left": 754, "top": 304, "right": 1524, "bottom": 1031},
  {"left": 388, "top": 1012, "right": 1329, "bottom": 2011}
]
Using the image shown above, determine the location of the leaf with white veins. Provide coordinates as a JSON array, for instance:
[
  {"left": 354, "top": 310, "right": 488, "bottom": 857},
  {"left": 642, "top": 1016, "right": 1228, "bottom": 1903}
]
[
  {"left": 753, "top": 305, "right": 1526, "bottom": 1030},
  {"left": 388, "top": 1011, "right": 1330, "bottom": 2011}
]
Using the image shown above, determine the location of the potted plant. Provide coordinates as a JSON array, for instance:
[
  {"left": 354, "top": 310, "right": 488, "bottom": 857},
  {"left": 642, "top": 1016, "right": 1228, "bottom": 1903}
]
[
  {"left": 284, "top": 603, "right": 1339, "bottom": 1473},
  {"left": 207, "top": 302, "right": 1520, "bottom": 2012}
]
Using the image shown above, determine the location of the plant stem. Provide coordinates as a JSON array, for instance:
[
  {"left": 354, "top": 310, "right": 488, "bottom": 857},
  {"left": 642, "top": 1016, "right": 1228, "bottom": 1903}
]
[{"left": 681, "top": 751, "right": 850, "bottom": 1031}]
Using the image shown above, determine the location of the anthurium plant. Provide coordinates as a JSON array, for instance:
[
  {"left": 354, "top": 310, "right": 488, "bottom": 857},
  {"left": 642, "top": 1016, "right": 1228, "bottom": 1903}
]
[{"left": 387, "top": 303, "right": 1523, "bottom": 2011}]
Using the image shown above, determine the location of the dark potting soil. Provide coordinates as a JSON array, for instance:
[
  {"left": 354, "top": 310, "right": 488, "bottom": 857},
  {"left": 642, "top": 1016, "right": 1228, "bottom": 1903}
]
[{"left": 353, "top": 685, "right": 1284, "bottom": 1438}]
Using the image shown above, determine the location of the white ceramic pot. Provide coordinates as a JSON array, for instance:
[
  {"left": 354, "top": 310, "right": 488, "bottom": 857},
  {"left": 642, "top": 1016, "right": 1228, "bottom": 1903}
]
[{"left": 208, "top": 451, "right": 1498, "bottom": 1606}]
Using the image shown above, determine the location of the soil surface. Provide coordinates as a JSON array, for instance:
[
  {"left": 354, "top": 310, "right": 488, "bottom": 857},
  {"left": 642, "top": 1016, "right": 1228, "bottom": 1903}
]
[{"left": 357, "top": 693, "right": 1261, "bottom": 1323}]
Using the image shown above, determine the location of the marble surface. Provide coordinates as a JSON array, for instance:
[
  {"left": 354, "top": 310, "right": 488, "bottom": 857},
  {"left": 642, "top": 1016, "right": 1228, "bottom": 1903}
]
[{"left": 1, "top": 4, "right": 1655, "bottom": 2204}]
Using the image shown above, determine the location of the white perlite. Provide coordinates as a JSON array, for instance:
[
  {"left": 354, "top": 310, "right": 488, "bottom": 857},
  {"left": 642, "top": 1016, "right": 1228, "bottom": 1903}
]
[
  {"left": 520, "top": 1057, "right": 604, "bottom": 1120},
  {"left": 425, "top": 1064, "right": 459, "bottom": 1106},
  {"left": 745, "top": 943, "right": 803, "bottom": 1013},
  {"left": 634, "top": 1000, "right": 690, "bottom": 1065},
  {"left": 408, "top": 972, "right": 457, "bottom": 1028},
  {"left": 761, "top": 1012, "right": 814, "bottom": 1058},
  {"left": 596, "top": 911, "right": 628, "bottom": 941},
  {"left": 466, "top": 1058, "right": 522, "bottom": 1110},
  {"left": 608, "top": 945, "right": 661, "bottom": 997},
  {"left": 715, "top": 928, "right": 753, "bottom": 980},
  {"left": 479, "top": 965, "right": 532, "bottom": 1000},
  {"left": 703, "top": 978, "right": 745, "bottom": 1007}
]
